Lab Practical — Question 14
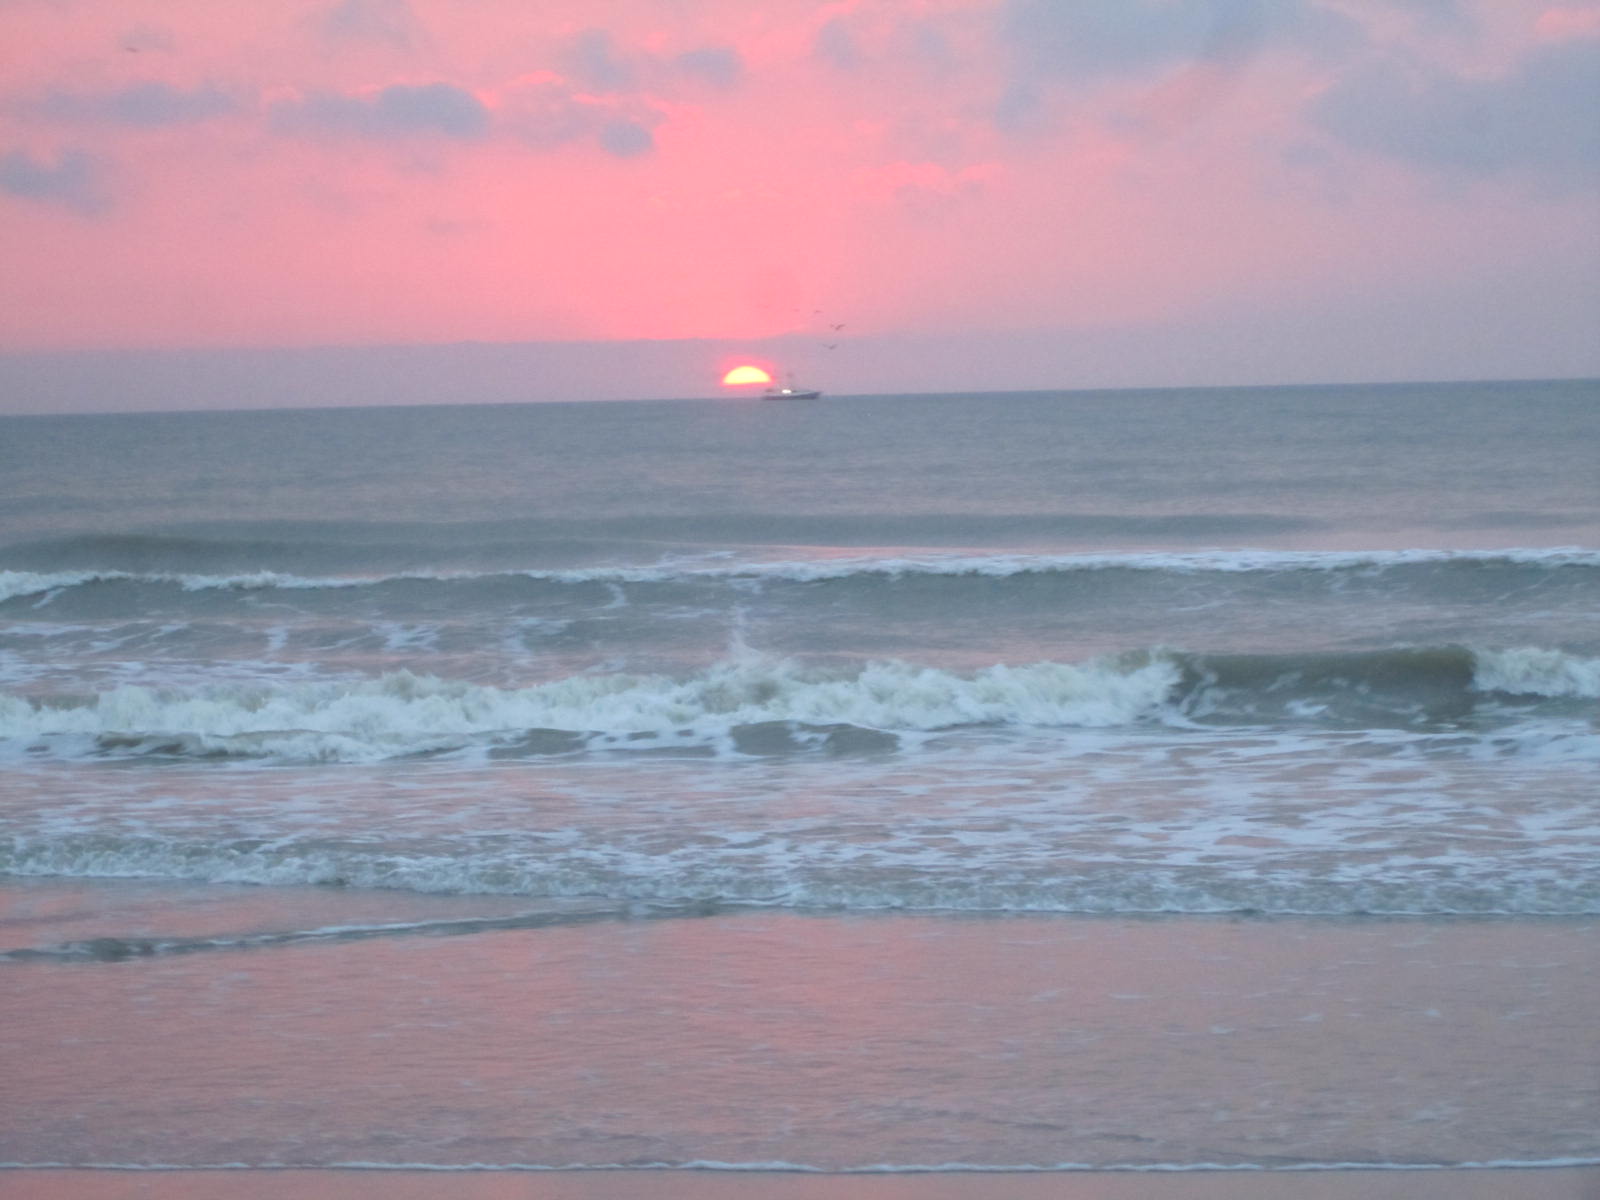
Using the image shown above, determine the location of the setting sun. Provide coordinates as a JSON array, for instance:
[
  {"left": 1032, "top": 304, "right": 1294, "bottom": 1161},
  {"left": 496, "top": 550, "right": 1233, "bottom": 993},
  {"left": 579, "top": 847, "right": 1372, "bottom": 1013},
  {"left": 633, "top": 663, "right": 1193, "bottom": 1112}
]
[{"left": 721, "top": 365, "right": 773, "bottom": 386}]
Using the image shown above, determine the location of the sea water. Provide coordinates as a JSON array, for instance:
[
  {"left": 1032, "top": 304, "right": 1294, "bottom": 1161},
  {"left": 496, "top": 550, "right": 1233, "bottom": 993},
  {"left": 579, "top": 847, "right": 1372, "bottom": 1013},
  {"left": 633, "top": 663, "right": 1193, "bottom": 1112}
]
[{"left": 0, "top": 380, "right": 1596, "bottom": 1172}]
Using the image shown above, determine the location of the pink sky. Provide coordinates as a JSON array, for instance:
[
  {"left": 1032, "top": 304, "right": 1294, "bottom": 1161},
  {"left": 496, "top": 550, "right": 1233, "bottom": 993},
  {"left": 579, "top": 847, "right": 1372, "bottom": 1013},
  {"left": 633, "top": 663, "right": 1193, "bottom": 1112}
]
[{"left": 1, "top": 0, "right": 1597, "bottom": 407}]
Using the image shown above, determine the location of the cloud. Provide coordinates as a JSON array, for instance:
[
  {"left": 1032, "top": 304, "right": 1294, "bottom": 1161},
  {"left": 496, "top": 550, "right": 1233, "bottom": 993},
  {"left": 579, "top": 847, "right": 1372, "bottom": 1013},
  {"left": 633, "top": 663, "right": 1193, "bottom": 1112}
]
[
  {"left": 814, "top": 18, "right": 860, "bottom": 71},
  {"left": 1381, "top": 0, "right": 1474, "bottom": 36},
  {"left": 561, "top": 28, "right": 740, "bottom": 95},
  {"left": 902, "top": 20, "right": 958, "bottom": 72},
  {"left": 998, "top": 0, "right": 1369, "bottom": 88},
  {"left": 29, "top": 81, "right": 238, "bottom": 127},
  {"left": 993, "top": 80, "right": 1046, "bottom": 134},
  {"left": 1536, "top": 6, "right": 1600, "bottom": 40},
  {"left": 675, "top": 45, "right": 743, "bottom": 89},
  {"left": 317, "top": 0, "right": 424, "bottom": 51},
  {"left": 991, "top": 0, "right": 1363, "bottom": 132},
  {"left": 563, "top": 29, "right": 634, "bottom": 92},
  {"left": 1309, "top": 37, "right": 1600, "bottom": 184},
  {"left": 499, "top": 74, "right": 660, "bottom": 158},
  {"left": 497, "top": 75, "right": 596, "bottom": 147},
  {"left": 272, "top": 82, "right": 489, "bottom": 139},
  {"left": 598, "top": 120, "right": 654, "bottom": 158},
  {"left": 1001, "top": 0, "right": 1274, "bottom": 80},
  {"left": 0, "top": 148, "right": 107, "bottom": 214}
]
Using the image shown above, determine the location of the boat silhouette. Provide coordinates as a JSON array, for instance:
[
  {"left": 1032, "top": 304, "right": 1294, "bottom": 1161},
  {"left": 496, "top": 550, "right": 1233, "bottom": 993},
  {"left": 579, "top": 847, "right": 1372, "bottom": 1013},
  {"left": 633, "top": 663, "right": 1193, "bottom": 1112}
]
[{"left": 763, "top": 373, "right": 822, "bottom": 400}]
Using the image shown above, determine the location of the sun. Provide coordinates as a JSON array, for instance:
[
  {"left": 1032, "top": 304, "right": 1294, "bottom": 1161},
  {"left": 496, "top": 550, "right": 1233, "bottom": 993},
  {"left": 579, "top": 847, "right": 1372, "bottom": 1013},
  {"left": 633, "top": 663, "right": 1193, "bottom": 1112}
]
[{"left": 722, "top": 364, "right": 773, "bottom": 386}]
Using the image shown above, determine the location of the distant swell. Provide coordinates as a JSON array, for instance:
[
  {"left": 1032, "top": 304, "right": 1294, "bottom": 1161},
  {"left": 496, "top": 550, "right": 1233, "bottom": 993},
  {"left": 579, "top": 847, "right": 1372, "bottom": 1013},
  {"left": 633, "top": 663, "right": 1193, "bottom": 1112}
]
[
  {"left": 5, "top": 546, "right": 1600, "bottom": 604},
  {"left": 1, "top": 646, "right": 1595, "bottom": 763}
]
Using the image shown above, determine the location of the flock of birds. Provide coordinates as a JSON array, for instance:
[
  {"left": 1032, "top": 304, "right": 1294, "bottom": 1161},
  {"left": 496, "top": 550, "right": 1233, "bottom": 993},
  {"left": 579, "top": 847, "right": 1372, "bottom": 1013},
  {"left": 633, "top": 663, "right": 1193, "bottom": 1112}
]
[{"left": 817, "top": 312, "right": 845, "bottom": 350}]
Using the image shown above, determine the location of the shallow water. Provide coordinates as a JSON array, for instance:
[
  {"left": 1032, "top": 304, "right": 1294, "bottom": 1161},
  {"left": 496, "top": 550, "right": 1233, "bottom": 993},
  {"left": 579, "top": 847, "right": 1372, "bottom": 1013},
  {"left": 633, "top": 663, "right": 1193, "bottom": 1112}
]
[{"left": 2, "top": 883, "right": 1596, "bottom": 1171}]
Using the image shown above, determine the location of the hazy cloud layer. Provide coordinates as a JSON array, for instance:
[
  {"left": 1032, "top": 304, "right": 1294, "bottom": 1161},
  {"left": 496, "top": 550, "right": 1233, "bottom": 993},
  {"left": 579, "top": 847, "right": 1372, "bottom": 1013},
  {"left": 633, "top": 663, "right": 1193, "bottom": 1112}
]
[
  {"left": 814, "top": 18, "right": 861, "bottom": 71},
  {"left": 316, "top": 0, "right": 424, "bottom": 50},
  {"left": 597, "top": 119, "right": 654, "bottom": 157},
  {"left": 0, "top": 147, "right": 106, "bottom": 213},
  {"left": 1383, "top": 0, "right": 1475, "bottom": 35},
  {"left": 563, "top": 29, "right": 636, "bottom": 92},
  {"left": 1312, "top": 37, "right": 1600, "bottom": 182},
  {"left": 675, "top": 45, "right": 743, "bottom": 88},
  {"left": 562, "top": 27, "right": 745, "bottom": 93},
  {"left": 272, "top": 82, "right": 489, "bottom": 139},
  {"left": 268, "top": 73, "right": 664, "bottom": 157},
  {"left": 1001, "top": 0, "right": 1276, "bottom": 79},
  {"left": 991, "top": 0, "right": 1368, "bottom": 132},
  {"left": 498, "top": 75, "right": 661, "bottom": 157},
  {"left": 29, "top": 81, "right": 238, "bottom": 126}
]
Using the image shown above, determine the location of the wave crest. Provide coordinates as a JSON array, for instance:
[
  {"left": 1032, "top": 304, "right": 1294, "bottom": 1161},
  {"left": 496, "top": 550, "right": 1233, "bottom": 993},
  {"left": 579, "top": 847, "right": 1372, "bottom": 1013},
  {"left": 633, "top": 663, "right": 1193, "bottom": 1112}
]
[
  {"left": 5, "top": 546, "right": 1599, "bottom": 605},
  {"left": 1474, "top": 646, "right": 1600, "bottom": 698},
  {"left": 0, "top": 655, "right": 1180, "bottom": 762},
  {"left": 3, "top": 645, "right": 1594, "bottom": 763}
]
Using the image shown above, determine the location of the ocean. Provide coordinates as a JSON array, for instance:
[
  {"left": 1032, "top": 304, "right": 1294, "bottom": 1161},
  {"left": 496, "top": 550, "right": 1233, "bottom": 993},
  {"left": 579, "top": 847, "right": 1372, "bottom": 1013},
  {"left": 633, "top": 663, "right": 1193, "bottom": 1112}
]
[{"left": 1, "top": 379, "right": 1597, "bottom": 1178}]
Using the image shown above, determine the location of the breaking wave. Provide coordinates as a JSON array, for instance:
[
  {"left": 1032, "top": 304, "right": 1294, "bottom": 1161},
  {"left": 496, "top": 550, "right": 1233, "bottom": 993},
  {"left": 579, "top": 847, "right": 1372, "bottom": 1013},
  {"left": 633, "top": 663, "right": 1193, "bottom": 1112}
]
[
  {"left": 0, "top": 654, "right": 1178, "bottom": 762},
  {"left": 0, "top": 645, "right": 1594, "bottom": 764}
]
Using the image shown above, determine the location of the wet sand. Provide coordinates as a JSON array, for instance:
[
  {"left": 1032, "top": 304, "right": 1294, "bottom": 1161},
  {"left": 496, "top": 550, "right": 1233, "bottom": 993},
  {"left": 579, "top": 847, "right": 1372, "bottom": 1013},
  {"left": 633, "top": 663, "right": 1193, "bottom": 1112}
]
[{"left": 3, "top": 883, "right": 1597, "bottom": 1182}]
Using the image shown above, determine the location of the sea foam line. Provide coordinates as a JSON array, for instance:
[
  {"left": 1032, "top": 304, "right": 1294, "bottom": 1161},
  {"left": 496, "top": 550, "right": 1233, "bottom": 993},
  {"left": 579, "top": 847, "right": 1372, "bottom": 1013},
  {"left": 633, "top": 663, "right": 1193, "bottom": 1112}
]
[
  {"left": 4, "top": 836, "right": 1596, "bottom": 915},
  {"left": 4, "top": 546, "right": 1598, "bottom": 603},
  {"left": 4, "top": 1157, "right": 1597, "bottom": 1172}
]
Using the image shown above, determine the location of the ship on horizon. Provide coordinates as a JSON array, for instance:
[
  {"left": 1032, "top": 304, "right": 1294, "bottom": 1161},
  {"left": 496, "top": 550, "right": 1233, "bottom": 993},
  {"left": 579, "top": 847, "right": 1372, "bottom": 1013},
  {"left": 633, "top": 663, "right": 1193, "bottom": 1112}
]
[{"left": 763, "top": 373, "right": 822, "bottom": 400}]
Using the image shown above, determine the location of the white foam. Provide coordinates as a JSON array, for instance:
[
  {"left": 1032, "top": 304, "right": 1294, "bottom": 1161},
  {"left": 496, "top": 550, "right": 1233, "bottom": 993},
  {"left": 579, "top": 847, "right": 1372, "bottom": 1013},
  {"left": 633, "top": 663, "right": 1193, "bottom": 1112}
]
[
  {"left": 3, "top": 643, "right": 1595, "bottom": 764},
  {"left": 1474, "top": 647, "right": 1600, "bottom": 698},
  {"left": 0, "top": 654, "right": 1182, "bottom": 762}
]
